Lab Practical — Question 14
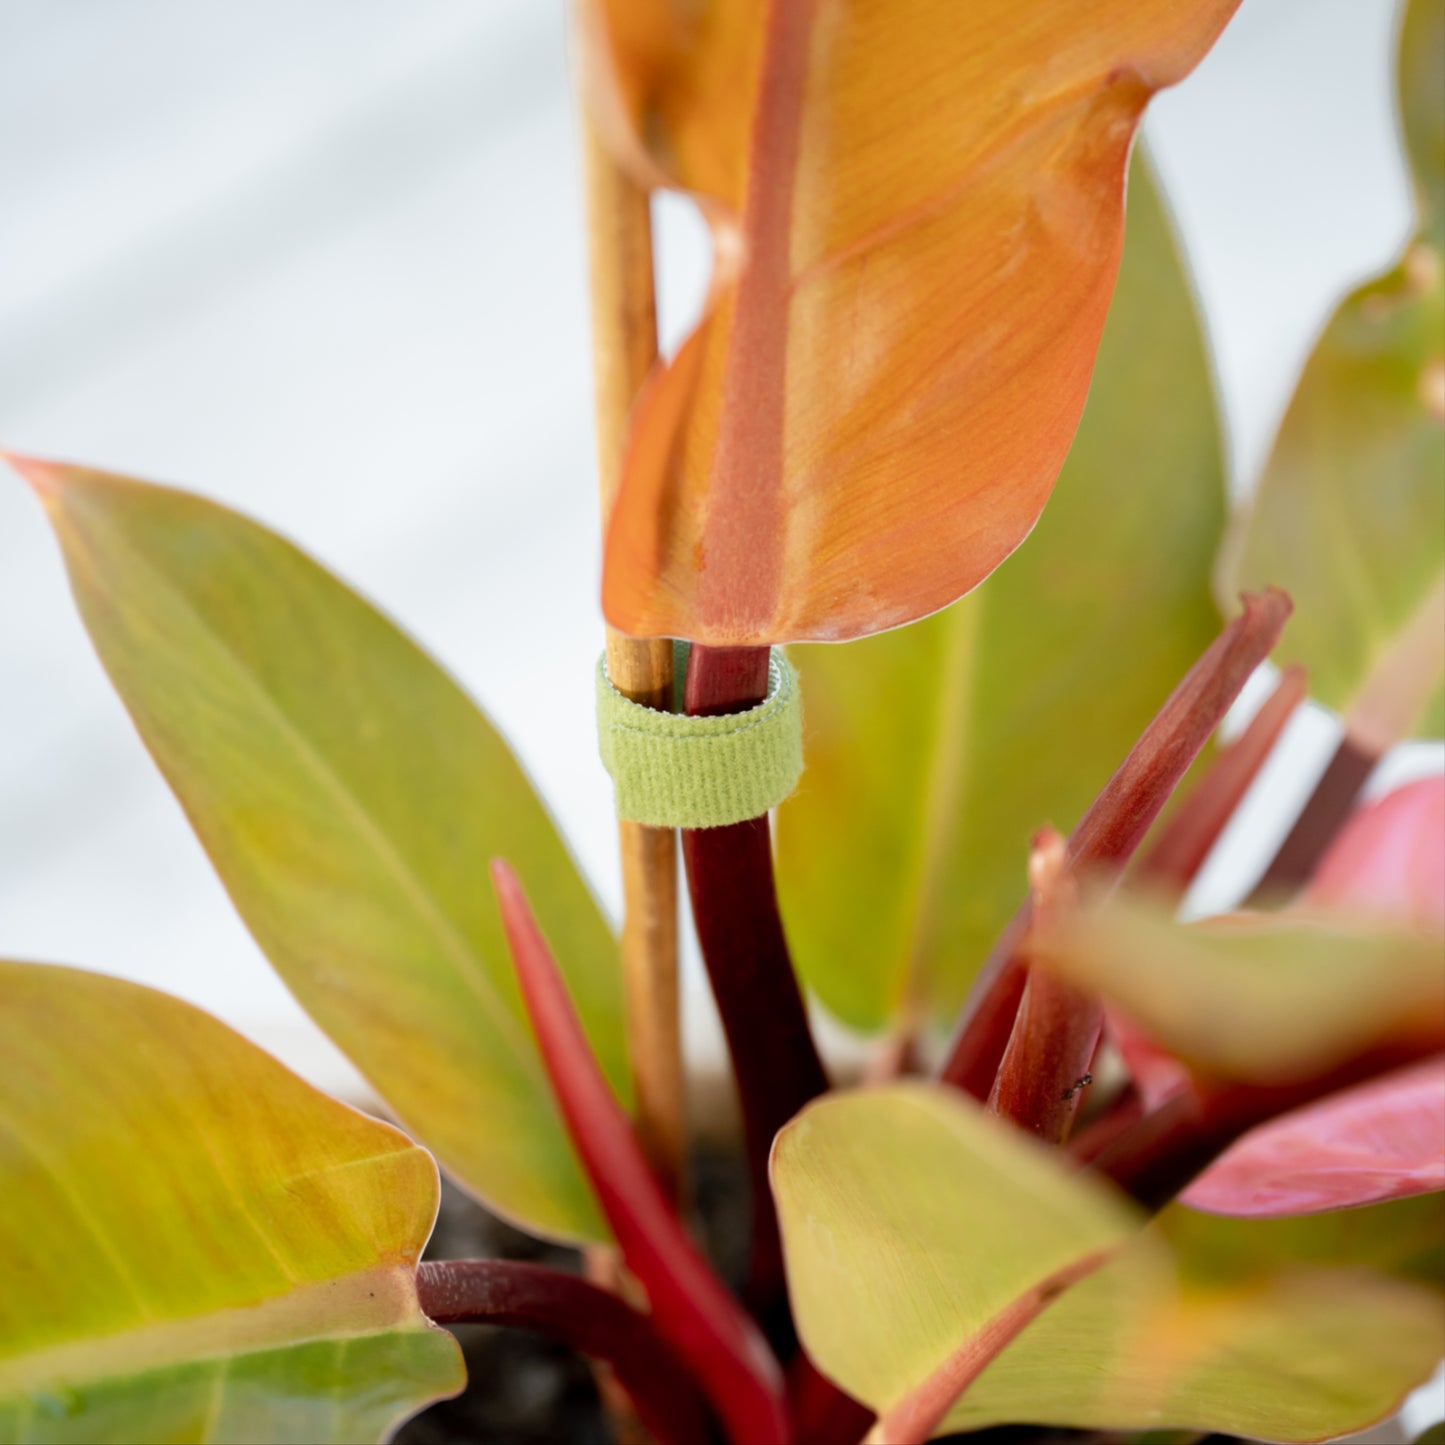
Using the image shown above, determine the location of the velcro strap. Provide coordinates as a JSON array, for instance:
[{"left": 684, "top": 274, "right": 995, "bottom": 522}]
[{"left": 596, "top": 648, "right": 803, "bottom": 828}]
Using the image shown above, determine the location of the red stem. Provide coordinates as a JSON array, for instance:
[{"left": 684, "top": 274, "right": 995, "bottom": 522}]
[
  {"left": 491, "top": 861, "right": 791, "bottom": 1445},
  {"left": 1246, "top": 731, "right": 1376, "bottom": 905},
  {"left": 415, "top": 1259, "right": 713, "bottom": 1445},
  {"left": 939, "top": 590, "right": 1292, "bottom": 1100},
  {"left": 789, "top": 1352, "right": 875, "bottom": 1445},
  {"left": 682, "top": 643, "right": 830, "bottom": 1339},
  {"left": 1136, "top": 663, "right": 1307, "bottom": 891}
]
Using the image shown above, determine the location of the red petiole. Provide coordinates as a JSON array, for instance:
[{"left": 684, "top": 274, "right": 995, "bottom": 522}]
[
  {"left": 681, "top": 642, "right": 831, "bottom": 1341},
  {"left": 491, "top": 859, "right": 793, "bottom": 1445}
]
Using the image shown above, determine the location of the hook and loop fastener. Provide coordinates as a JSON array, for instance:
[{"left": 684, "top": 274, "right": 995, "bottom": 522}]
[{"left": 596, "top": 647, "right": 803, "bottom": 829}]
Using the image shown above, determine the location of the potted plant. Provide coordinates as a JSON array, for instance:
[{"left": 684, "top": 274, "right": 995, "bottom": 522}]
[{"left": 1, "top": 1, "right": 1441, "bottom": 1442}]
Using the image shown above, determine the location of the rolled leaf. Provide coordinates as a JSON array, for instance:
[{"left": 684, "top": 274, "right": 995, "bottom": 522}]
[
  {"left": 940, "top": 590, "right": 1290, "bottom": 1100},
  {"left": 584, "top": 0, "right": 1241, "bottom": 644},
  {"left": 773, "top": 1082, "right": 1444, "bottom": 1440},
  {"left": 491, "top": 861, "right": 791, "bottom": 1445},
  {"left": 15, "top": 457, "right": 629, "bottom": 1244},
  {"left": 1219, "top": 0, "right": 1445, "bottom": 739},
  {"left": 0, "top": 960, "right": 462, "bottom": 1444},
  {"left": 775, "top": 157, "right": 1226, "bottom": 1027},
  {"left": 1032, "top": 896, "right": 1445, "bottom": 1083},
  {"left": 1182, "top": 1056, "right": 1445, "bottom": 1217}
]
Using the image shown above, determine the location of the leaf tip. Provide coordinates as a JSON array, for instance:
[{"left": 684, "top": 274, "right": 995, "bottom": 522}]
[
  {"left": 489, "top": 858, "right": 540, "bottom": 962},
  {"left": 1239, "top": 584, "right": 1294, "bottom": 628},
  {"left": 488, "top": 855, "right": 518, "bottom": 899},
  {"left": 1, "top": 450, "right": 66, "bottom": 506}
]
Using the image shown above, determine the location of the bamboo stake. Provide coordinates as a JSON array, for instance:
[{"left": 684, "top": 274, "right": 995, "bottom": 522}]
[{"left": 582, "top": 117, "right": 685, "bottom": 1201}]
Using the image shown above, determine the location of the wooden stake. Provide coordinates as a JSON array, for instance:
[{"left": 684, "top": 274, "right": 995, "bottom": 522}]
[{"left": 582, "top": 118, "right": 685, "bottom": 1201}]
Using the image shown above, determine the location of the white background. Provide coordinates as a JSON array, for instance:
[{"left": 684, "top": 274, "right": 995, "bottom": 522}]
[{"left": 0, "top": 3, "right": 1437, "bottom": 1077}]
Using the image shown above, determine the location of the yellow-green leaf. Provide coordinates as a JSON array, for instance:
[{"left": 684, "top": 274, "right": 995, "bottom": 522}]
[
  {"left": 774, "top": 1083, "right": 1444, "bottom": 1441},
  {"left": 775, "top": 157, "right": 1224, "bottom": 1029},
  {"left": 584, "top": 0, "right": 1240, "bottom": 644},
  {"left": 1160, "top": 1192, "right": 1445, "bottom": 1291},
  {"left": 0, "top": 960, "right": 463, "bottom": 1444},
  {"left": 943, "top": 1207, "right": 1444, "bottom": 1438},
  {"left": 772, "top": 1083, "right": 1140, "bottom": 1425},
  {"left": 1032, "top": 896, "right": 1445, "bottom": 1082},
  {"left": 1403, "top": 0, "right": 1445, "bottom": 248},
  {"left": 1220, "top": 0, "right": 1445, "bottom": 740},
  {"left": 16, "top": 458, "right": 628, "bottom": 1244}
]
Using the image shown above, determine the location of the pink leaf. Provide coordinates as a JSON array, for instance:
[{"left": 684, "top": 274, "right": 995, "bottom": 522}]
[
  {"left": 1182, "top": 1057, "right": 1445, "bottom": 1217},
  {"left": 1306, "top": 776, "right": 1445, "bottom": 929}
]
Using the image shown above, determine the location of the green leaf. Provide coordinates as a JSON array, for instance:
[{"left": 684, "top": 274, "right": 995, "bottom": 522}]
[
  {"left": 773, "top": 1083, "right": 1444, "bottom": 1441},
  {"left": 0, "top": 960, "right": 463, "bottom": 1444},
  {"left": 1219, "top": 0, "right": 1445, "bottom": 740},
  {"left": 17, "top": 459, "right": 628, "bottom": 1244},
  {"left": 772, "top": 1083, "right": 1141, "bottom": 1426},
  {"left": 1032, "top": 895, "right": 1445, "bottom": 1082},
  {"left": 775, "top": 155, "right": 1225, "bottom": 1029}
]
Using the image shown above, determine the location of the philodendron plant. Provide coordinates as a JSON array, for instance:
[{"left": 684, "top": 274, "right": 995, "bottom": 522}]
[{"left": 3, "top": 2, "right": 1443, "bottom": 1443}]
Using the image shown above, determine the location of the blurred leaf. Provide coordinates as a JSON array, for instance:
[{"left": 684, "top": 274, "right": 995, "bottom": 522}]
[
  {"left": 775, "top": 157, "right": 1225, "bottom": 1028},
  {"left": 1305, "top": 775, "right": 1445, "bottom": 929},
  {"left": 17, "top": 459, "right": 628, "bottom": 1244},
  {"left": 773, "top": 1083, "right": 1443, "bottom": 1440},
  {"left": 0, "top": 960, "right": 462, "bottom": 1444},
  {"left": 583, "top": 0, "right": 1240, "bottom": 643},
  {"left": 1402, "top": 0, "right": 1445, "bottom": 247},
  {"left": 1033, "top": 896, "right": 1445, "bottom": 1082},
  {"left": 1159, "top": 1191, "right": 1445, "bottom": 1288},
  {"left": 1182, "top": 1056, "right": 1445, "bottom": 1216},
  {"left": 772, "top": 1084, "right": 1140, "bottom": 1426},
  {"left": 946, "top": 1212, "right": 1444, "bottom": 1438},
  {"left": 1220, "top": 0, "right": 1445, "bottom": 739}
]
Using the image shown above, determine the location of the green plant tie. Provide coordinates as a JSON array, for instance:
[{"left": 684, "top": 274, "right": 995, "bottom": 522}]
[{"left": 596, "top": 646, "right": 803, "bottom": 829}]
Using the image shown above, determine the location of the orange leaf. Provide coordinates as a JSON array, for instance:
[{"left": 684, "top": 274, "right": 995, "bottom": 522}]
[{"left": 583, "top": 0, "right": 1242, "bottom": 644}]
